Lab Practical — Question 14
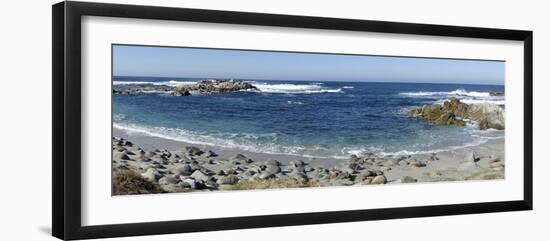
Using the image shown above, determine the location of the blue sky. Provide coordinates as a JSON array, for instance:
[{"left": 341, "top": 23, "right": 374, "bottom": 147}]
[{"left": 113, "top": 45, "right": 504, "bottom": 85}]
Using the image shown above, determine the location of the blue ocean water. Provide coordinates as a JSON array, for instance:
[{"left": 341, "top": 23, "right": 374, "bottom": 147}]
[{"left": 113, "top": 76, "right": 504, "bottom": 159}]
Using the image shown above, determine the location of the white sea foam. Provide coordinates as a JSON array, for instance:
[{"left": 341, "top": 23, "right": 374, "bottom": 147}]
[
  {"left": 400, "top": 88, "right": 504, "bottom": 105},
  {"left": 399, "top": 88, "right": 492, "bottom": 97},
  {"left": 250, "top": 82, "right": 343, "bottom": 94},
  {"left": 459, "top": 99, "right": 506, "bottom": 105},
  {"left": 113, "top": 80, "right": 197, "bottom": 86},
  {"left": 287, "top": 101, "right": 304, "bottom": 105},
  {"left": 376, "top": 139, "right": 490, "bottom": 156}
]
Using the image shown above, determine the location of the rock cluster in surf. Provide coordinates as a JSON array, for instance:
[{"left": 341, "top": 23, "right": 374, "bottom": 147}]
[
  {"left": 112, "top": 79, "right": 258, "bottom": 96},
  {"left": 408, "top": 97, "right": 505, "bottom": 130}
]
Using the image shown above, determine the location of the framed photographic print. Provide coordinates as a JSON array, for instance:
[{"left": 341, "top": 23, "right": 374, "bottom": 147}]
[{"left": 52, "top": 1, "right": 533, "bottom": 240}]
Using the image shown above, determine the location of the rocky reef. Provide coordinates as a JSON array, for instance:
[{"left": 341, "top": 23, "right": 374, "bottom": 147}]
[
  {"left": 408, "top": 97, "right": 505, "bottom": 130},
  {"left": 112, "top": 79, "right": 258, "bottom": 96},
  {"left": 171, "top": 79, "right": 258, "bottom": 96}
]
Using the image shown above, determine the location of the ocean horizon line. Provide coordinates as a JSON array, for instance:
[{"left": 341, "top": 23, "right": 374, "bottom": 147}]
[{"left": 112, "top": 75, "right": 504, "bottom": 86}]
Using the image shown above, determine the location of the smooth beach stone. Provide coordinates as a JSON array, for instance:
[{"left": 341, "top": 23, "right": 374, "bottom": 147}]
[
  {"left": 289, "top": 160, "right": 305, "bottom": 167},
  {"left": 173, "top": 164, "right": 195, "bottom": 176},
  {"left": 158, "top": 176, "right": 179, "bottom": 185},
  {"left": 151, "top": 156, "right": 168, "bottom": 164},
  {"left": 144, "top": 151, "right": 156, "bottom": 158},
  {"left": 360, "top": 170, "right": 376, "bottom": 178},
  {"left": 258, "top": 172, "right": 276, "bottom": 180},
  {"left": 136, "top": 155, "right": 151, "bottom": 162},
  {"left": 293, "top": 165, "right": 306, "bottom": 173},
  {"left": 199, "top": 167, "right": 216, "bottom": 176},
  {"left": 181, "top": 178, "right": 206, "bottom": 189},
  {"left": 231, "top": 154, "right": 252, "bottom": 163},
  {"left": 205, "top": 180, "right": 218, "bottom": 189},
  {"left": 183, "top": 146, "right": 204, "bottom": 156},
  {"left": 264, "top": 164, "right": 281, "bottom": 174},
  {"left": 161, "top": 183, "right": 185, "bottom": 192},
  {"left": 384, "top": 159, "right": 399, "bottom": 166},
  {"left": 190, "top": 170, "right": 210, "bottom": 182},
  {"left": 216, "top": 170, "right": 226, "bottom": 176},
  {"left": 205, "top": 150, "right": 218, "bottom": 157},
  {"left": 265, "top": 159, "right": 281, "bottom": 166},
  {"left": 409, "top": 160, "right": 426, "bottom": 167},
  {"left": 231, "top": 166, "right": 245, "bottom": 173},
  {"left": 398, "top": 160, "right": 409, "bottom": 166},
  {"left": 341, "top": 167, "right": 357, "bottom": 174},
  {"left": 370, "top": 175, "right": 387, "bottom": 184},
  {"left": 114, "top": 152, "right": 131, "bottom": 160},
  {"left": 400, "top": 176, "right": 418, "bottom": 183},
  {"left": 243, "top": 170, "right": 256, "bottom": 176},
  {"left": 168, "top": 155, "right": 181, "bottom": 163},
  {"left": 141, "top": 168, "right": 162, "bottom": 182},
  {"left": 289, "top": 171, "right": 309, "bottom": 182},
  {"left": 226, "top": 169, "right": 238, "bottom": 175},
  {"left": 113, "top": 146, "right": 126, "bottom": 152},
  {"left": 216, "top": 175, "right": 239, "bottom": 185}
]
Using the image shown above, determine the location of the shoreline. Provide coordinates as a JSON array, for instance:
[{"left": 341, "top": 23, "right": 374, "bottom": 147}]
[
  {"left": 112, "top": 126, "right": 505, "bottom": 194},
  {"left": 113, "top": 127, "right": 504, "bottom": 170}
]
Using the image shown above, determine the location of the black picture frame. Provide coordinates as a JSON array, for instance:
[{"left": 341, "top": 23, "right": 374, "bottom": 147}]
[{"left": 52, "top": 1, "right": 533, "bottom": 240}]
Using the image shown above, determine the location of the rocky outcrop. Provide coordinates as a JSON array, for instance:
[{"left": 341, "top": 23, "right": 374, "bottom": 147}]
[
  {"left": 489, "top": 91, "right": 504, "bottom": 96},
  {"left": 112, "top": 79, "right": 258, "bottom": 96},
  {"left": 408, "top": 97, "right": 505, "bottom": 130},
  {"left": 171, "top": 79, "right": 258, "bottom": 96}
]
